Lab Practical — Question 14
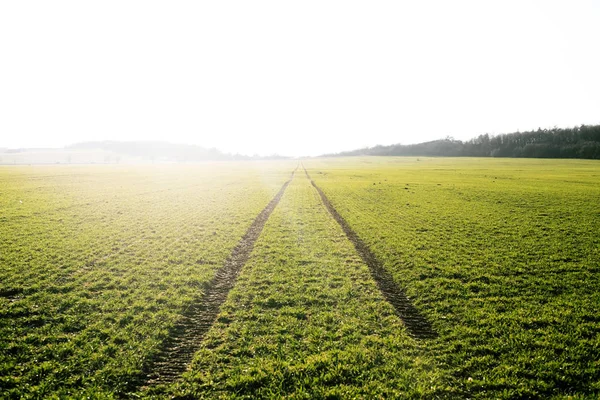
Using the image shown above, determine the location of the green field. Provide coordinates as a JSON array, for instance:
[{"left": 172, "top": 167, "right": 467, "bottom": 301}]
[{"left": 1, "top": 158, "right": 599, "bottom": 398}]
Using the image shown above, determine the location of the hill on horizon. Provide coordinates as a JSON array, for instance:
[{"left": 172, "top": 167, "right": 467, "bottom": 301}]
[{"left": 0, "top": 141, "right": 289, "bottom": 164}]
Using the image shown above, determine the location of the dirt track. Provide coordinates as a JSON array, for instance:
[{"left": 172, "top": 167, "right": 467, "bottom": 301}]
[
  {"left": 302, "top": 164, "right": 437, "bottom": 340},
  {"left": 140, "top": 169, "right": 296, "bottom": 387}
]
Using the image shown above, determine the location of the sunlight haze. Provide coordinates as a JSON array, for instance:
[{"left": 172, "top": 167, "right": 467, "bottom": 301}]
[{"left": 1, "top": 0, "right": 599, "bottom": 156}]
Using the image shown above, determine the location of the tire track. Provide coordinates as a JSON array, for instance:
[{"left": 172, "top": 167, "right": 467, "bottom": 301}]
[
  {"left": 302, "top": 164, "right": 437, "bottom": 339},
  {"left": 137, "top": 168, "right": 297, "bottom": 389}
]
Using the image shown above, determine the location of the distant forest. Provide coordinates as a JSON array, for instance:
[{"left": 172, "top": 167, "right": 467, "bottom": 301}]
[{"left": 325, "top": 125, "right": 600, "bottom": 159}]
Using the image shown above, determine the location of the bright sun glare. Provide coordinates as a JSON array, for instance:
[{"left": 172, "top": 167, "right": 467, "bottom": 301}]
[{"left": 1, "top": 0, "right": 599, "bottom": 156}]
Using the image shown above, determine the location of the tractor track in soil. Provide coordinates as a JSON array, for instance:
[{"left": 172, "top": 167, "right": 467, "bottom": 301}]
[
  {"left": 134, "top": 168, "right": 297, "bottom": 390},
  {"left": 302, "top": 164, "right": 437, "bottom": 340}
]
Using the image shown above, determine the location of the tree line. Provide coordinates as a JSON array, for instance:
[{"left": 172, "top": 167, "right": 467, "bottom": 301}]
[{"left": 324, "top": 125, "right": 600, "bottom": 159}]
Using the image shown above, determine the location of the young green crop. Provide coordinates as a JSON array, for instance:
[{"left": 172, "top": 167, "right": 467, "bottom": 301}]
[
  {"left": 307, "top": 157, "right": 600, "bottom": 398},
  {"left": 2, "top": 157, "right": 599, "bottom": 398}
]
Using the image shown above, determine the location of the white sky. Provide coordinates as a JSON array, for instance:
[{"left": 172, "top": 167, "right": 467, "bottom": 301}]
[{"left": 1, "top": 1, "right": 599, "bottom": 157}]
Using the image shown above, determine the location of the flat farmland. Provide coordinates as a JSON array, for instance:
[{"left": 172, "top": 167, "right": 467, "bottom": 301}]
[{"left": 1, "top": 158, "right": 599, "bottom": 399}]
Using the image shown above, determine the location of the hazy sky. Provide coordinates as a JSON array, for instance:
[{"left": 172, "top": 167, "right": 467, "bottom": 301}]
[{"left": 1, "top": 1, "right": 599, "bottom": 156}]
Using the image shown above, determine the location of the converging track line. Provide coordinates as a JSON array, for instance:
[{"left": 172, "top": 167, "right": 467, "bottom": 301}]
[
  {"left": 138, "top": 168, "right": 297, "bottom": 388},
  {"left": 302, "top": 164, "right": 437, "bottom": 340}
]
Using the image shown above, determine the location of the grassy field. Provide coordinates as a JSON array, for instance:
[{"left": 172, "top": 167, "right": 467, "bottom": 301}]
[{"left": 1, "top": 158, "right": 599, "bottom": 398}]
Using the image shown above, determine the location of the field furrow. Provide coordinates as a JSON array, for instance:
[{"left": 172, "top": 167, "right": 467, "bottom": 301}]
[
  {"left": 143, "top": 169, "right": 296, "bottom": 386},
  {"left": 303, "top": 164, "right": 436, "bottom": 339}
]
